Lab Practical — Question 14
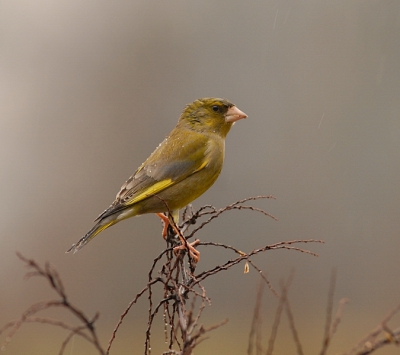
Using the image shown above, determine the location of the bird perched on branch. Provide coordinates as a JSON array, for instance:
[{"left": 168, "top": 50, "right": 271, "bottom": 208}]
[{"left": 67, "top": 98, "right": 247, "bottom": 262}]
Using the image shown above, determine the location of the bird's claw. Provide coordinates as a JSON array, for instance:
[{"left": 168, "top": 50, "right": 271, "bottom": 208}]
[
  {"left": 173, "top": 239, "right": 201, "bottom": 263},
  {"left": 156, "top": 212, "right": 200, "bottom": 262}
]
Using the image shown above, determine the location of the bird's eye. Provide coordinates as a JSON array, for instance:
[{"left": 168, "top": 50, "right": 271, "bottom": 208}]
[{"left": 212, "top": 105, "right": 219, "bottom": 112}]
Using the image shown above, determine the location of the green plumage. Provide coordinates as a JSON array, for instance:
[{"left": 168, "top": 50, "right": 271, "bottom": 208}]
[{"left": 67, "top": 98, "right": 247, "bottom": 253}]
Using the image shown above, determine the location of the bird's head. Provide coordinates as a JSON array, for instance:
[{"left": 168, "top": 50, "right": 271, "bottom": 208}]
[{"left": 179, "top": 98, "right": 247, "bottom": 137}]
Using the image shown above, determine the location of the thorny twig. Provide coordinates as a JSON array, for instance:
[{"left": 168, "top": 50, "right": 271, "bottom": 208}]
[
  {"left": 247, "top": 267, "right": 400, "bottom": 355},
  {"left": 247, "top": 279, "right": 265, "bottom": 355},
  {"left": 184, "top": 195, "right": 278, "bottom": 240},
  {"left": 0, "top": 253, "right": 105, "bottom": 355},
  {"left": 105, "top": 196, "right": 322, "bottom": 354},
  {"left": 319, "top": 269, "right": 350, "bottom": 355},
  {"left": 3, "top": 196, "right": 323, "bottom": 355},
  {"left": 284, "top": 293, "right": 304, "bottom": 355},
  {"left": 319, "top": 268, "right": 337, "bottom": 355},
  {"left": 266, "top": 273, "right": 295, "bottom": 355},
  {"left": 345, "top": 302, "right": 400, "bottom": 355}
]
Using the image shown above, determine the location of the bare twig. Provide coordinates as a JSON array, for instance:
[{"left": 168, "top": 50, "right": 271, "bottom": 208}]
[
  {"left": 247, "top": 260, "right": 279, "bottom": 298},
  {"left": 247, "top": 279, "right": 265, "bottom": 355},
  {"left": 193, "top": 240, "right": 322, "bottom": 287},
  {"left": 4, "top": 196, "right": 326, "bottom": 355},
  {"left": 346, "top": 302, "right": 400, "bottom": 355},
  {"left": 284, "top": 295, "right": 304, "bottom": 355},
  {"left": 186, "top": 196, "right": 277, "bottom": 239},
  {"left": 266, "top": 273, "right": 294, "bottom": 355},
  {"left": 330, "top": 298, "right": 349, "bottom": 340},
  {"left": 0, "top": 253, "right": 105, "bottom": 355},
  {"left": 319, "top": 268, "right": 337, "bottom": 355}
]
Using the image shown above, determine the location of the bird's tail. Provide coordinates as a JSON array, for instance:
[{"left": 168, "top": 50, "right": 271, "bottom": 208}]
[{"left": 66, "top": 219, "right": 116, "bottom": 254}]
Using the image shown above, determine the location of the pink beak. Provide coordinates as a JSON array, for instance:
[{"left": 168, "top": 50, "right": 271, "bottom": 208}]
[{"left": 225, "top": 106, "right": 248, "bottom": 123}]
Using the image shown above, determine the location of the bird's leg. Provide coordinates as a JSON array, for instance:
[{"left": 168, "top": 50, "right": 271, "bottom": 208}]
[
  {"left": 156, "top": 212, "right": 170, "bottom": 239},
  {"left": 156, "top": 212, "right": 200, "bottom": 263}
]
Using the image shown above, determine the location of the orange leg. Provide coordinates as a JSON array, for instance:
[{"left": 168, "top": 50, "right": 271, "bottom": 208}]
[
  {"left": 156, "top": 213, "right": 200, "bottom": 262},
  {"left": 156, "top": 212, "right": 170, "bottom": 239}
]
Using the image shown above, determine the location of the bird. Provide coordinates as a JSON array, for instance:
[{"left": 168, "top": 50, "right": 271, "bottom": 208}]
[{"left": 66, "top": 98, "right": 247, "bottom": 262}]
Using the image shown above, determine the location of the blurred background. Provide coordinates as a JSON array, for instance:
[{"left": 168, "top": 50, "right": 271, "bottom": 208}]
[{"left": 1, "top": 1, "right": 400, "bottom": 354}]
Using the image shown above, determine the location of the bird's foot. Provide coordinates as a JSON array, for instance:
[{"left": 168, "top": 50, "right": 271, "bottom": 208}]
[
  {"left": 173, "top": 239, "right": 200, "bottom": 263},
  {"left": 156, "top": 213, "right": 200, "bottom": 262}
]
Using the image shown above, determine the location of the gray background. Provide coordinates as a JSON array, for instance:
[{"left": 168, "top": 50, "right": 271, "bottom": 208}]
[{"left": 1, "top": 1, "right": 400, "bottom": 354}]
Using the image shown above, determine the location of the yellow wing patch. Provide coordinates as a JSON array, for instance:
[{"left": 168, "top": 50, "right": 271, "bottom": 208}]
[
  {"left": 123, "top": 160, "right": 208, "bottom": 207},
  {"left": 125, "top": 179, "right": 174, "bottom": 206},
  {"left": 195, "top": 159, "right": 208, "bottom": 172}
]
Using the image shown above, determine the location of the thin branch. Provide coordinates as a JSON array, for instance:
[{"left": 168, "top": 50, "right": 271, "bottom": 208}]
[
  {"left": 346, "top": 302, "right": 400, "bottom": 355},
  {"left": 247, "top": 279, "right": 265, "bottom": 355},
  {"left": 329, "top": 298, "right": 349, "bottom": 340},
  {"left": 319, "top": 268, "right": 337, "bottom": 355},
  {"left": 194, "top": 240, "right": 323, "bottom": 286},
  {"left": 284, "top": 296, "right": 304, "bottom": 355},
  {"left": 266, "top": 273, "right": 294, "bottom": 355},
  {"left": 1, "top": 253, "right": 105, "bottom": 355},
  {"left": 4, "top": 196, "right": 326, "bottom": 355},
  {"left": 106, "top": 278, "right": 161, "bottom": 354},
  {"left": 247, "top": 260, "right": 279, "bottom": 298},
  {"left": 186, "top": 196, "right": 277, "bottom": 239}
]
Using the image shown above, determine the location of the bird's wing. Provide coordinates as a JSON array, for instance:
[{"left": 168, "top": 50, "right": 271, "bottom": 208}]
[{"left": 95, "top": 129, "right": 210, "bottom": 221}]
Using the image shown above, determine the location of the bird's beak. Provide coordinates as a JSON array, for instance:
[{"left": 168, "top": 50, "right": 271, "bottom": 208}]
[{"left": 225, "top": 106, "right": 248, "bottom": 123}]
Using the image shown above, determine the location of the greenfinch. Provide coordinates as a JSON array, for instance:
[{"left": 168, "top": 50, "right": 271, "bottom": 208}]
[{"left": 67, "top": 98, "right": 247, "bottom": 261}]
